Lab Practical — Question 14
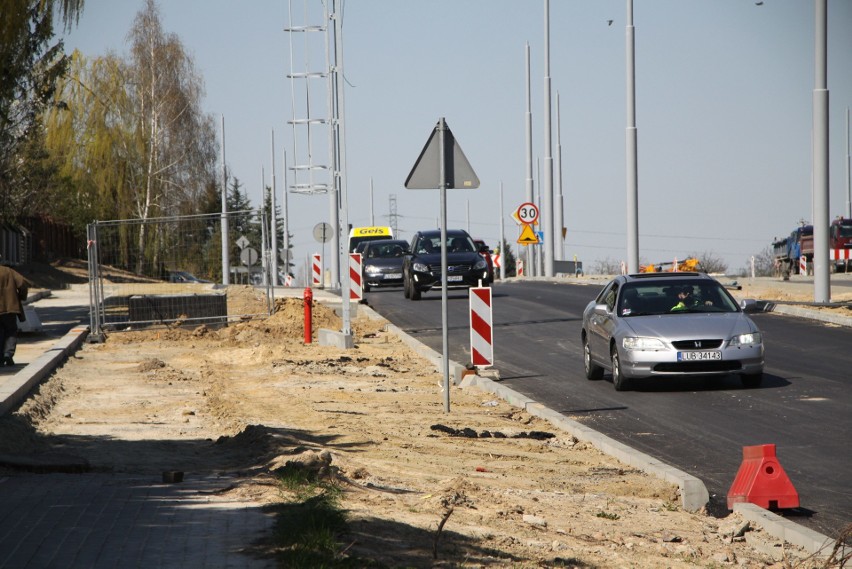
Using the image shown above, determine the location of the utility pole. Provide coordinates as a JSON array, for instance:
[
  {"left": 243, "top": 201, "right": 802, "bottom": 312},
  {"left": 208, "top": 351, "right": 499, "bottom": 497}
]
[
  {"left": 542, "top": 0, "right": 554, "bottom": 276},
  {"left": 812, "top": 0, "right": 830, "bottom": 303},
  {"left": 625, "top": 0, "right": 640, "bottom": 273},
  {"left": 221, "top": 115, "right": 230, "bottom": 285},
  {"left": 524, "top": 42, "right": 535, "bottom": 277},
  {"left": 270, "top": 129, "right": 279, "bottom": 284}
]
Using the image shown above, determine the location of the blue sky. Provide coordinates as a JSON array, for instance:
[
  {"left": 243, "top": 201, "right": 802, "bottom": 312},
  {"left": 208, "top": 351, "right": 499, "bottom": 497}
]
[{"left": 64, "top": 1, "right": 852, "bottom": 278}]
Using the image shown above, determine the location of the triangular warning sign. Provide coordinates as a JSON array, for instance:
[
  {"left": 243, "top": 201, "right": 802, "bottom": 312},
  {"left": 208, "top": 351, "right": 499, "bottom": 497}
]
[
  {"left": 405, "top": 118, "right": 480, "bottom": 189},
  {"left": 517, "top": 224, "right": 539, "bottom": 245}
]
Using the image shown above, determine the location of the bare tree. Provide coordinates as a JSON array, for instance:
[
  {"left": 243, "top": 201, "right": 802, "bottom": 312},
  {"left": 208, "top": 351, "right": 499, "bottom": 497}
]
[{"left": 127, "top": 0, "right": 216, "bottom": 272}]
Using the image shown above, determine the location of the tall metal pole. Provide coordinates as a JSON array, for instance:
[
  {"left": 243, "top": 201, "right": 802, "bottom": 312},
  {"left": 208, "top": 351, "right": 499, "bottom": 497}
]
[
  {"left": 221, "top": 115, "right": 230, "bottom": 285},
  {"left": 270, "top": 129, "right": 279, "bottom": 285},
  {"left": 812, "top": 0, "right": 830, "bottom": 303},
  {"left": 555, "top": 91, "right": 564, "bottom": 261},
  {"left": 625, "top": 0, "right": 640, "bottom": 273},
  {"left": 542, "top": 0, "right": 555, "bottom": 276},
  {"left": 283, "top": 149, "right": 291, "bottom": 282},
  {"left": 324, "top": 0, "right": 340, "bottom": 289},
  {"left": 846, "top": 107, "right": 850, "bottom": 219},
  {"left": 332, "top": 0, "right": 351, "bottom": 336},
  {"left": 439, "top": 118, "right": 450, "bottom": 413},
  {"left": 524, "top": 43, "right": 535, "bottom": 277},
  {"left": 261, "top": 165, "right": 268, "bottom": 285},
  {"left": 499, "top": 182, "right": 506, "bottom": 280}
]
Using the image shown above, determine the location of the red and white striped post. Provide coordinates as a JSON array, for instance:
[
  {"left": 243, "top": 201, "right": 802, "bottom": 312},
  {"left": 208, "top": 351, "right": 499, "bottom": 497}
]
[
  {"left": 349, "top": 253, "right": 363, "bottom": 301},
  {"left": 517, "top": 259, "right": 524, "bottom": 277},
  {"left": 311, "top": 254, "right": 322, "bottom": 287},
  {"left": 799, "top": 255, "right": 807, "bottom": 275},
  {"left": 469, "top": 286, "right": 493, "bottom": 368}
]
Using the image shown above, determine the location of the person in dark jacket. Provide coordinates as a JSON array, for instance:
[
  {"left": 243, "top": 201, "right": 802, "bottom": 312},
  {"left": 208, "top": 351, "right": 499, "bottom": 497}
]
[{"left": 0, "top": 262, "right": 30, "bottom": 367}]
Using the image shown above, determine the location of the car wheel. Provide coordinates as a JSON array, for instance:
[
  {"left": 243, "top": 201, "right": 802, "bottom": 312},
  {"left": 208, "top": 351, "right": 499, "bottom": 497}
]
[
  {"left": 403, "top": 274, "right": 411, "bottom": 299},
  {"left": 410, "top": 283, "right": 421, "bottom": 300},
  {"left": 741, "top": 373, "right": 763, "bottom": 388},
  {"left": 363, "top": 282, "right": 371, "bottom": 293},
  {"left": 583, "top": 334, "right": 603, "bottom": 380},
  {"left": 610, "top": 345, "right": 629, "bottom": 391}
]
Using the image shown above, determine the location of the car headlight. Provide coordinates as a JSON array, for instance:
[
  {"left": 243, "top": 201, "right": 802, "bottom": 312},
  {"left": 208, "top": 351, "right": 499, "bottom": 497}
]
[
  {"left": 364, "top": 265, "right": 379, "bottom": 273},
  {"left": 622, "top": 337, "right": 667, "bottom": 351},
  {"left": 473, "top": 258, "right": 487, "bottom": 270},
  {"left": 413, "top": 262, "right": 428, "bottom": 272},
  {"left": 729, "top": 332, "right": 762, "bottom": 347}
]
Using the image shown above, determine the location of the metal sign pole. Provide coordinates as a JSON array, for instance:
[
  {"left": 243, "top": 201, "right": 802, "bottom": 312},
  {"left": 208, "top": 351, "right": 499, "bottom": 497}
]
[{"left": 439, "top": 118, "right": 450, "bottom": 413}]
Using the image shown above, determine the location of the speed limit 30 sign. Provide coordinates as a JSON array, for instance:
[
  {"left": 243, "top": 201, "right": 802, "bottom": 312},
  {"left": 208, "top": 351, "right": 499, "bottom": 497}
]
[{"left": 513, "top": 202, "right": 539, "bottom": 225}]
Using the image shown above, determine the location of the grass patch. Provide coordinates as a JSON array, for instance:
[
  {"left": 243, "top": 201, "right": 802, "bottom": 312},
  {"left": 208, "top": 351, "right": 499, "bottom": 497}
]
[{"left": 271, "top": 461, "right": 385, "bottom": 568}]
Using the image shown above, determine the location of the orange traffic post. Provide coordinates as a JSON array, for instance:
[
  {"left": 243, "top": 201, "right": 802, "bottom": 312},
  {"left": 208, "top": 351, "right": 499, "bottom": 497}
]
[
  {"left": 727, "top": 444, "right": 799, "bottom": 510},
  {"left": 303, "top": 287, "right": 313, "bottom": 344}
]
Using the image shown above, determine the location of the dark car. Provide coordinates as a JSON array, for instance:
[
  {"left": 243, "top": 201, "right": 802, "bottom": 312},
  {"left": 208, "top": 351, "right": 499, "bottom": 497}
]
[
  {"left": 167, "top": 270, "right": 211, "bottom": 283},
  {"left": 581, "top": 272, "right": 764, "bottom": 391},
  {"left": 473, "top": 239, "right": 494, "bottom": 284},
  {"left": 402, "top": 229, "right": 491, "bottom": 300},
  {"left": 360, "top": 239, "right": 410, "bottom": 291}
]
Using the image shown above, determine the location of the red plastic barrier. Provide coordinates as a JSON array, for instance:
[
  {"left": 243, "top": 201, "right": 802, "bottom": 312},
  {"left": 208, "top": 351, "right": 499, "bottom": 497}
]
[{"left": 727, "top": 444, "right": 799, "bottom": 510}]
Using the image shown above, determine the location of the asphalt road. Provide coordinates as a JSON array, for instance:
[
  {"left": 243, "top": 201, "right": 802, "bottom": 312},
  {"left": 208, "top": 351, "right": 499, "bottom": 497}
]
[{"left": 363, "top": 280, "right": 852, "bottom": 539}]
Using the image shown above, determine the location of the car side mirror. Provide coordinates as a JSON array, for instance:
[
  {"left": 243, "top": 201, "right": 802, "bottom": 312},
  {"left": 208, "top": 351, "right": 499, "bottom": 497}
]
[
  {"left": 740, "top": 299, "right": 759, "bottom": 313},
  {"left": 478, "top": 244, "right": 489, "bottom": 253},
  {"left": 593, "top": 303, "right": 610, "bottom": 316}
]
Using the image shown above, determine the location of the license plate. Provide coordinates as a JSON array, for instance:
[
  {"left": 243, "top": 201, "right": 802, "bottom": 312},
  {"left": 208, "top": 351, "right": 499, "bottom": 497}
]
[
  {"left": 678, "top": 351, "right": 721, "bottom": 361},
  {"left": 447, "top": 275, "right": 463, "bottom": 282},
  {"left": 384, "top": 273, "right": 401, "bottom": 279}
]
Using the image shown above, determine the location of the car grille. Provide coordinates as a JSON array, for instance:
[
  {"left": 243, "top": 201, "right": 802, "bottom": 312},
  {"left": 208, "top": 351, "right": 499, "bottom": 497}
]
[
  {"left": 671, "top": 339, "right": 723, "bottom": 350},
  {"left": 653, "top": 361, "right": 741, "bottom": 373},
  {"left": 429, "top": 263, "right": 471, "bottom": 273}
]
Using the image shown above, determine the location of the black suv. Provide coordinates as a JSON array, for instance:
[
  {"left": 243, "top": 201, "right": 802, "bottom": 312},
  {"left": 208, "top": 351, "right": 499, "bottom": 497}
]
[{"left": 402, "top": 229, "right": 490, "bottom": 300}]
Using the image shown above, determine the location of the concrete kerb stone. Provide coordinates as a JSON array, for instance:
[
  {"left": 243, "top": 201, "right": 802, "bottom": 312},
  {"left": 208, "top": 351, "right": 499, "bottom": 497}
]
[
  {"left": 0, "top": 325, "right": 90, "bottom": 417},
  {"left": 459, "top": 374, "right": 709, "bottom": 512},
  {"left": 734, "top": 503, "right": 845, "bottom": 559},
  {"left": 769, "top": 303, "right": 852, "bottom": 327}
]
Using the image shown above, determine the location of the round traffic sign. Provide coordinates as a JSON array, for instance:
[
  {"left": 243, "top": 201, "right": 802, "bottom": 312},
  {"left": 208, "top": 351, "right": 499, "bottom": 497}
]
[
  {"left": 516, "top": 202, "right": 539, "bottom": 224},
  {"left": 313, "top": 222, "right": 333, "bottom": 243}
]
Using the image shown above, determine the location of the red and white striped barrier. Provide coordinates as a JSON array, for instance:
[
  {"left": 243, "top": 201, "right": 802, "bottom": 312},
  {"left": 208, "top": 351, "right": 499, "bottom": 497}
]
[
  {"left": 517, "top": 260, "right": 524, "bottom": 277},
  {"left": 349, "top": 253, "right": 363, "bottom": 301},
  {"left": 799, "top": 255, "right": 807, "bottom": 274},
  {"left": 469, "top": 286, "right": 493, "bottom": 368},
  {"left": 312, "top": 254, "right": 322, "bottom": 286},
  {"left": 830, "top": 249, "right": 852, "bottom": 260},
  {"left": 284, "top": 274, "right": 293, "bottom": 287}
]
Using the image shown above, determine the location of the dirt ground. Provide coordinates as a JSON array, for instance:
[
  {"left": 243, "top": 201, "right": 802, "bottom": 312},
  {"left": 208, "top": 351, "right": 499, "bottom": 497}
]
[{"left": 1, "top": 264, "right": 848, "bottom": 568}]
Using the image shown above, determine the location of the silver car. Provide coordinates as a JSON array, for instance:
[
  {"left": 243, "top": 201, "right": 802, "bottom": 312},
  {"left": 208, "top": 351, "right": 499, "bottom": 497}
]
[{"left": 581, "top": 272, "right": 764, "bottom": 391}]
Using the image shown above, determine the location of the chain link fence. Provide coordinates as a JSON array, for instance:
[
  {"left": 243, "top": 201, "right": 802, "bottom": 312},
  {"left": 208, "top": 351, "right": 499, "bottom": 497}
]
[{"left": 87, "top": 211, "right": 273, "bottom": 338}]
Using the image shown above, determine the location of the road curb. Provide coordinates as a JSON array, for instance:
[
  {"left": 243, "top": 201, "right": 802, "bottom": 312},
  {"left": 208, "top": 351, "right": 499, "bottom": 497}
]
[
  {"left": 768, "top": 303, "right": 852, "bottom": 327},
  {"left": 458, "top": 374, "right": 710, "bottom": 512},
  {"left": 733, "top": 503, "right": 845, "bottom": 558},
  {"left": 0, "top": 326, "right": 90, "bottom": 417}
]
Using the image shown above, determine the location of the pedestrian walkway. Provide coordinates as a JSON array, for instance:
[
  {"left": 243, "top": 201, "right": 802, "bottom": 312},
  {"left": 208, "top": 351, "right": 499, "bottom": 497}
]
[
  {"left": 0, "top": 473, "right": 275, "bottom": 569},
  {"left": 0, "top": 285, "right": 277, "bottom": 568}
]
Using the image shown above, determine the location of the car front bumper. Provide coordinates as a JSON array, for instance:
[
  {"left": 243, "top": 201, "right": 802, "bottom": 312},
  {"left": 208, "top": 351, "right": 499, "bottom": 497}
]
[
  {"left": 411, "top": 269, "right": 490, "bottom": 291},
  {"left": 618, "top": 344, "right": 764, "bottom": 379}
]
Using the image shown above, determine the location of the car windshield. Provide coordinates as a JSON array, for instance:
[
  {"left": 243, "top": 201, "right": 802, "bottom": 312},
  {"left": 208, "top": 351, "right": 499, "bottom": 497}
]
[
  {"left": 416, "top": 234, "right": 474, "bottom": 254},
  {"left": 617, "top": 281, "right": 739, "bottom": 317},
  {"left": 366, "top": 241, "right": 409, "bottom": 258}
]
